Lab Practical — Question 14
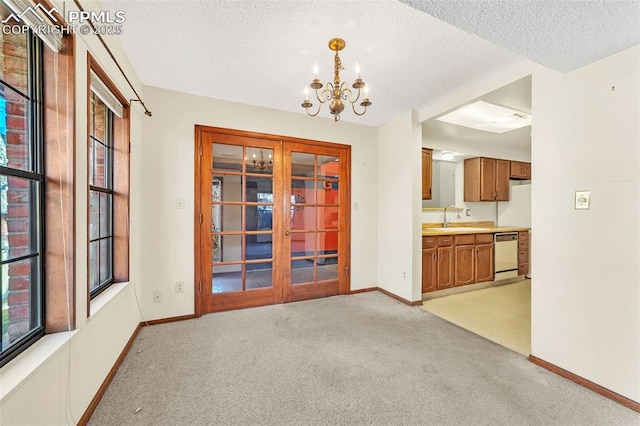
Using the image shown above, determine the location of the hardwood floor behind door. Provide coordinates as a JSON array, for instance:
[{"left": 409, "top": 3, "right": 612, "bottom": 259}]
[{"left": 194, "top": 126, "right": 351, "bottom": 314}]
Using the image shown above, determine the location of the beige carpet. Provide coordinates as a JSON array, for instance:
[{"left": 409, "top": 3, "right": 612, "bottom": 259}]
[
  {"left": 88, "top": 291, "right": 638, "bottom": 425},
  {"left": 422, "top": 279, "right": 531, "bottom": 355}
]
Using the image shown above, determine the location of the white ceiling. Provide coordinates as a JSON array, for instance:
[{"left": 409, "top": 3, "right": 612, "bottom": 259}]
[{"left": 99, "top": 0, "right": 639, "bottom": 127}]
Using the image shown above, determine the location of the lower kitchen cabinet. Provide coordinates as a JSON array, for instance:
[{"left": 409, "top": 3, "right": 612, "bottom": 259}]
[
  {"left": 454, "top": 244, "right": 475, "bottom": 286},
  {"left": 422, "top": 247, "right": 437, "bottom": 293},
  {"left": 423, "top": 233, "right": 495, "bottom": 293},
  {"left": 518, "top": 231, "right": 529, "bottom": 275},
  {"left": 475, "top": 242, "right": 494, "bottom": 283},
  {"left": 437, "top": 246, "right": 454, "bottom": 289},
  {"left": 422, "top": 236, "right": 454, "bottom": 293}
]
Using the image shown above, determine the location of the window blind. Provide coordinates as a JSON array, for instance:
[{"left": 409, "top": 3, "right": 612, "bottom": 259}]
[
  {"left": 90, "top": 70, "right": 123, "bottom": 117},
  {"left": 2, "top": 0, "right": 63, "bottom": 52}
]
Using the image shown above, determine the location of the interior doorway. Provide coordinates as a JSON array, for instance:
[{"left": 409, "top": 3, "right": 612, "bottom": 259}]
[{"left": 194, "top": 126, "right": 351, "bottom": 314}]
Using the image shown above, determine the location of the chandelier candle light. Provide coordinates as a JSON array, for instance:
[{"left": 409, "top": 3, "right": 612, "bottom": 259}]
[
  {"left": 301, "top": 38, "right": 371, "bottom": 122},
  {"left": 246, "top": 150, "right": 273, "bottom": 171}
]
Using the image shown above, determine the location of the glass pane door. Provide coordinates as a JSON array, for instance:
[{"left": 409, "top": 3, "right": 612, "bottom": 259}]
[
  {"left": 197, "top": 127, "right": 350, "bottom": 313},
  {"left": 200, "top": 133, "right": 281, "bottom": 312},
  {"left": 283, "top": 144, "right": 348, "bottom": 303}
]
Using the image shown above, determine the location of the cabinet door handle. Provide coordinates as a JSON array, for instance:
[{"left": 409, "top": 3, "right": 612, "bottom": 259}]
[{"left": 433, "top": 253, "right": 436, "bottom": 262}]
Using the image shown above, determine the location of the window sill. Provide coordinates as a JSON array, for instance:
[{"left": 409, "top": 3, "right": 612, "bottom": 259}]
[
  {"left": 89, "top": 281, "right": 130, "bottom": 317},
  {"left": 0, "top": 329, "right": 79, "bottom": 401},
  {"left": 1, "top": 282, "right": 132, "bottom": 401}
]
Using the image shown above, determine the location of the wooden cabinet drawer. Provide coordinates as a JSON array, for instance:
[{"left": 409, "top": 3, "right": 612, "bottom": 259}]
[
  {"left": 437, "top": 236, "right": 453, "bottom": 247},
  {"left": 475, "top": 233, "right": 494, "bottom": 244},
  {"left": 518, "top": 239, "right": 529, "bottom": 250},
  {"left": 423, "top": 237, "right": 437, "bottom": 249},
  {"left": 454, "top": 235, "right": 475, "bottom": 245},
  {"left": 518, "top": 231, "right": 529, "bottom": 241},
  {"left": 518, "top": 250, "right": 529, "bottom": 260}
]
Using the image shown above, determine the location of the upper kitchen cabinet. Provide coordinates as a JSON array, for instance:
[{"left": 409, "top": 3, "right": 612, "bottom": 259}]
[
  {"left": 510, "top": 161, "right": 531, "bottom": 180},
  {"left": 422, "top": 148, "right": 433, "bottom": 200},
  {"left": 464, "top": 157, "right": 510, "bottom": 201}
]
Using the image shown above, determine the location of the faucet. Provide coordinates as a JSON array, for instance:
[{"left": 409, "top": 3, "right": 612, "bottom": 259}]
[{"left": 443, "top": 205, "right": 458, "bottom": 227}]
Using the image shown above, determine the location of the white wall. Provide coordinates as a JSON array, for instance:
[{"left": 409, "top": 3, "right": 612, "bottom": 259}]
[
  {"left": 377, "top": 111, "right": 423, "bottom": 302},
  {"left": 140, "top": 86, "right": 379, "bottom": 320},
  {"left": 531, "top": 46, "right": 639, "bottom": 402},
  {"left": 418, "top": 49, "right": 640, "bottom": 403},
  {"left": 0, "top": 0, "right": 144, "bottom": 422}
]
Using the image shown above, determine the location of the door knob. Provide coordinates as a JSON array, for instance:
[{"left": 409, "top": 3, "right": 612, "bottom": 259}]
[{"left": 285, "top": 230, "right": 291, "bottom": 236}]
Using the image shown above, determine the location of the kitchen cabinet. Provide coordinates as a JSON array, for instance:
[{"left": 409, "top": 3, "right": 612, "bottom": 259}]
[
  {"left": 422, "top": 248, "right": 437, "bottom": 293},
  {"left": 454, "top": 234, "right": 494, "bottom": 286},
  {"left": 422, "top": 235, "right": 454, "bottom": 293},
  {"left": 464, "top": 157, "right": 510, "bottom": 202},
  {"left": 475, "top": 235, "right": 495, "bottom": 283},
  {"left": 453, "top": 234, "right": 475, "bottom": 286},
  {"left": 510, "top": 161, "right": 531, "bottom": 180},
  {"left": 518, "top": 231, "right": 529, "bottom": 275},
  {"left": 422, "top": 148, "right": 433, "bottom": 200}
]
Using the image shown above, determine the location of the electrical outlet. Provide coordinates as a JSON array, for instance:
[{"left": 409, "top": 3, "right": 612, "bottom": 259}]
[
  {"left": 402, "top": 272, "right": 407, "bottom": 279},
  {"left": 153, "top": 291, "right": 161, "bottom": 303},
  {"left": 175, "top": 282, "right": 184, "bottom": 293},
  {"left": 465, "top": 209, "right": 471, "bottom": 217}
]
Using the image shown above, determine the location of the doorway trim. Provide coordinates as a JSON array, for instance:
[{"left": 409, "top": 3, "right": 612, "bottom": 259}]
[{"left": 194, "top": 125, "right": 351, "bottom": 317}]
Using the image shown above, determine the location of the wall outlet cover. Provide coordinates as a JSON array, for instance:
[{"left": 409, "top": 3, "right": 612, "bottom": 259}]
[{"left": 575, "top": 190, "right": 590, "bottom": 210}]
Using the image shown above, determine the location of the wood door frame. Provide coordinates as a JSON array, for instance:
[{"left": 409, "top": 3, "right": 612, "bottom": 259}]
[{"left": 194, "top": 125, "right": 351, "bottom": 317}]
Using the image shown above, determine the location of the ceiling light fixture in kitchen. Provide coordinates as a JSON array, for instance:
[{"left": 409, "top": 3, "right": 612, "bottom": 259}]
[
  {"left": 437, "top": 101, "right": 531, "bottom": 134},
  {"left": 300, "top": 38, "right": 371, "bottom": 122}
]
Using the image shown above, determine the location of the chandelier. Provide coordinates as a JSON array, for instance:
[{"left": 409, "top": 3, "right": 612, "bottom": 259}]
[
  {"left": 246, "top": 150, "right": 273, "bottom": 171},
  {"left": 301, "top": 38, "right": 371, "bottom": 122}
]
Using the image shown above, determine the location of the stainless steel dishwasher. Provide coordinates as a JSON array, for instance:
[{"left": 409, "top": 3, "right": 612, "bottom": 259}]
[{"left": 494, "top": 232, "right": 519, "bottom": 280}]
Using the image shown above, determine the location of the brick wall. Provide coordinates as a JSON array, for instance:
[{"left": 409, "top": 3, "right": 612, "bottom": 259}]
[{"left": 1, "top": 30, "right": 32, "bottom": 344}]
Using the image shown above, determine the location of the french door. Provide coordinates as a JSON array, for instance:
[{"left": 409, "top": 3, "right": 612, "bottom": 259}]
[{"left": 195, "top": 126, "right": 350, "bottom": 314}]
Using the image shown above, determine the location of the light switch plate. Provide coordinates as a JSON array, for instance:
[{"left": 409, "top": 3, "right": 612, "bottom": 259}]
[{"left": 575, "top": 190, "right": 590, "bottom": 210}]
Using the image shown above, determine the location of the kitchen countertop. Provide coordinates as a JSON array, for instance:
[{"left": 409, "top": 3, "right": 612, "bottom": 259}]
[{"left": 422, "top": 221, "right": 530, "bottom": 236}]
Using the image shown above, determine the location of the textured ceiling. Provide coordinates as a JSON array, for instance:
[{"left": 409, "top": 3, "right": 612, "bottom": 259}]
[
  {"left": 401, "top": 0, "right": 640, "bottom": 73},
  {"left": 100, "top": 0, "right": 638, "bottom": 126},
  {"left": 100, "top": 0, "right": 520, "bottom": 126}
]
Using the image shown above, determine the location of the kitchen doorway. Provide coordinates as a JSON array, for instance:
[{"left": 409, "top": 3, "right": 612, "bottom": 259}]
[{"left": 194, "top": 126, "right": 351, "bottom": 314}]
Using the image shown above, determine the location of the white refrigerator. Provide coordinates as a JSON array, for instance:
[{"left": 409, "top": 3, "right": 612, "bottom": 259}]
[{"left": 497, "top": 182, "right": 531, "bottom": 277}]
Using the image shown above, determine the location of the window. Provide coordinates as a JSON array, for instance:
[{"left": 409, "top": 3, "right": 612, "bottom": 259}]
[
  {"left": 87, "top": 59, "right": 129, "bottom": 303},
  {"left": 89, "top": 93, "right": 114, "bottom": 295},
  {"left": 0, "top": 17, "right": 44, "bottom": 366}
]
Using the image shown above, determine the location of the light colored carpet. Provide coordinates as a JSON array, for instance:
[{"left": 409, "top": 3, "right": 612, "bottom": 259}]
[
  {"left": 88, "top": 291, "right": 638, "bottom": 425},
  {"left": 422, "top": 280, "right": 531, "bottom": 355}
]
